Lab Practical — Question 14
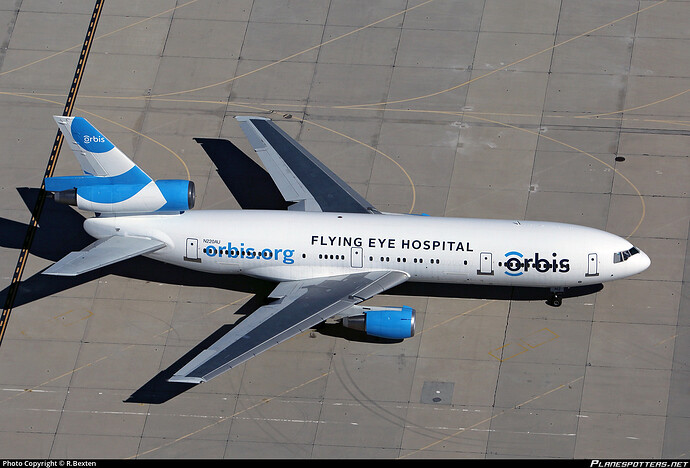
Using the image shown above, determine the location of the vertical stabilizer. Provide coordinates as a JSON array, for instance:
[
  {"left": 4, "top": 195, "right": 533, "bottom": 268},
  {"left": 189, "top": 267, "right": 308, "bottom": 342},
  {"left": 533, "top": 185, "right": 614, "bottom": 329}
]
[{"left": 53, "top": 116, "right": 151, "bottom": 184}]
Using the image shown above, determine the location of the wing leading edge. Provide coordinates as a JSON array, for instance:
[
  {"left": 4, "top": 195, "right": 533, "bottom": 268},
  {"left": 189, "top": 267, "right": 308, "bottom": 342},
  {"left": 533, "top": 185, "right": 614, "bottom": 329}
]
[
  {"left": 235, "top": 116, "right": 380, "bottom": 214},
  {"left": 168, "top": 270, "right": 409, "bottom": 384}
]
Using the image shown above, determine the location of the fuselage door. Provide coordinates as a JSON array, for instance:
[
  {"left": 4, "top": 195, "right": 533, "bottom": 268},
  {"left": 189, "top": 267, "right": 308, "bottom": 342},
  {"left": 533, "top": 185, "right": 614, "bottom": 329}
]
[
  {"left": 351, "top": 247, "right": 363, "bottom": 268},
  {"left": 586, "top": 253, "right": 598, "bottom": 276},
  {"left": 478, "top": 252, "right": 494, "bottom": 275},
  {"left": 185, "top": 238, "right": 201, "bottom": 263}
]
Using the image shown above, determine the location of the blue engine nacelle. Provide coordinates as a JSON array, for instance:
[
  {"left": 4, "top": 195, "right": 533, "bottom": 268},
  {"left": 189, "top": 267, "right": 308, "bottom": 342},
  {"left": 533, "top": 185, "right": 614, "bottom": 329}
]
[
  {"left": 342, "top": 306, "right": 416, "bottom": 340},
  {"left": 154, "top": 179, "right": 196, "bottom": 212},
  {"left": 49, "top": 178, "right": 195, "bottom": 213}
]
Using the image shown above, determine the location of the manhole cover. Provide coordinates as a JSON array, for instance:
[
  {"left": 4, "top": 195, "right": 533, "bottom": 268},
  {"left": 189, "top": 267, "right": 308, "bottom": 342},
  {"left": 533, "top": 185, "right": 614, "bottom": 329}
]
[{"left": 421, "top": 381, "right": 454, "bottom": 405}]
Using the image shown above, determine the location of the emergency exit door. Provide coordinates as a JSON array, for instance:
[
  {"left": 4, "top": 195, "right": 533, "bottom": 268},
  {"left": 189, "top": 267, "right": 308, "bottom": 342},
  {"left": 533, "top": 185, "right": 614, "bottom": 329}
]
[
  {"left": 185, "top": 238, "right": 201, "bottom": 262},
  {"left": 586, "top": 253, "right": 598, "bottom": 276},
  {"left": 478, "top": 252, "right": 494, "bottom": 275},
  {"left": 351, "top": 247, "right": 363, "bottom": 268}
]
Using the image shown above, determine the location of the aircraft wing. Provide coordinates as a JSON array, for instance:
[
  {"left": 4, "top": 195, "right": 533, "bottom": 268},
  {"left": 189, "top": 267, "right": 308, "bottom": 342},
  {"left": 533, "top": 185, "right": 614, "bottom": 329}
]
[
  {"left": 235, "top": 116, "right": 380, "bottom": 214},
  {"left": 168, "top": 269, "right": 409, "bottom": 384},
  {"left": 43, "top": 235, "right": 166, "bottom": 276}
]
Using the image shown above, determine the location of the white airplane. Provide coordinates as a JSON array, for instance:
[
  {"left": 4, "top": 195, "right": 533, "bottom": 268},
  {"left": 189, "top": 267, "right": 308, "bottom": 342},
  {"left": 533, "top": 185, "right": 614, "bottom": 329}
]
[{"left": 42, "top": 115, "right": 650, "bottom": 384}]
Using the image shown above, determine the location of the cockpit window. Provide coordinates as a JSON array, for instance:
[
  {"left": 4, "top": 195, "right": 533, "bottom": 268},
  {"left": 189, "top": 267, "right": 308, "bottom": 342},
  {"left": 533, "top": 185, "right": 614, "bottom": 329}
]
[{"left": 613, "top": 246, "right": 640, "bottom": 264}]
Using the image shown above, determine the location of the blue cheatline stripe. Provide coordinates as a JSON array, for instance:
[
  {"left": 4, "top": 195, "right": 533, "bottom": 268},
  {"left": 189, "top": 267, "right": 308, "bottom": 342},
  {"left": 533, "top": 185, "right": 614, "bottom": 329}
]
[{"left": 70, "top": 117, "right": 115, "bottom": 154}]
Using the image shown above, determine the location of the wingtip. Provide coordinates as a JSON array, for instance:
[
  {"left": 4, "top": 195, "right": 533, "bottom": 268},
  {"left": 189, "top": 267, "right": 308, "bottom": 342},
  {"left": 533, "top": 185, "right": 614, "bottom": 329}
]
[
  {"left": 167, "top": 375, "right": 205, "bottom": 384},
  {"left": 235, "top": 115, "right": 271, "bottom": 122}
]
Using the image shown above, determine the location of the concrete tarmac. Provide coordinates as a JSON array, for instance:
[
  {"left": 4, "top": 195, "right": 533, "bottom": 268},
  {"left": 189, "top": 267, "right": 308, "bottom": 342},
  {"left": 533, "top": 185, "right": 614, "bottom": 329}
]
[{"left": 0, "top": 0, "right": 687, "bottom": 459}]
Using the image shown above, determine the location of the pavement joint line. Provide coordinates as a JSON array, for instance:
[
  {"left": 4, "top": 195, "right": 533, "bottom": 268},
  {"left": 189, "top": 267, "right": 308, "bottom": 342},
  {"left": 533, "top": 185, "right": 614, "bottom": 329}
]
[
  {"left": 0, "top": 0, "right": 201, "bottom": 78},
  {"left": 0, "top": 0, "right": 105, "bottom": 348}
]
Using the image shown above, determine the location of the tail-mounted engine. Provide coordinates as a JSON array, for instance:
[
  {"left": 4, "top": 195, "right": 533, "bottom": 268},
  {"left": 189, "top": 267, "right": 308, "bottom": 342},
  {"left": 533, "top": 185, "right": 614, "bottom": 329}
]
[{"left": 47, "top": 177, "right": 195, "bottom": 214}]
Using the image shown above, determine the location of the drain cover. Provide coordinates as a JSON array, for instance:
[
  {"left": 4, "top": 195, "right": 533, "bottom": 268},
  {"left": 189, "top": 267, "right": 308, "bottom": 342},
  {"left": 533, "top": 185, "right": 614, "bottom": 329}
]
[{"left": 421, "top": 381, "right": 454, "bottom": 405}]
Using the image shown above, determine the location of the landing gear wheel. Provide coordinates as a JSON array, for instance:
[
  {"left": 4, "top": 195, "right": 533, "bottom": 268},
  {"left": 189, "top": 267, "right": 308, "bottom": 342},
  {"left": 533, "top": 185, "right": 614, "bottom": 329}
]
[{"left": 550, "top": 294, "right": 562, "bottom": 307}]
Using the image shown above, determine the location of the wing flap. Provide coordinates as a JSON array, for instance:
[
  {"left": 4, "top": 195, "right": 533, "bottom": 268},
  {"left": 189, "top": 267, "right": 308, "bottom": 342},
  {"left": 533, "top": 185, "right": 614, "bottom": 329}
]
[
  {"left": 169, "top": 270, "right": 408, "bottom": 383},
  {"left": 42, "top": 236, "right": 166, "bottom": 276},
  {"left": 235, "top": 116, "right": 379, "bottom": 214}
]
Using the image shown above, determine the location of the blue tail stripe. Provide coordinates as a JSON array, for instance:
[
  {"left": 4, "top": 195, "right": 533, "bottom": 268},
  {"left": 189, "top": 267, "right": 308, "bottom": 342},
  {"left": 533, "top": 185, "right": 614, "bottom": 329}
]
[
  {"left": 45, "top": 175, "right": 96, "bottom": 192},
  {"left": 79, "top": 183, "right": 147, "bottom": 204},
  {"left": 45, "top": 165, "right": 151, "bottom": 193},
  {"left": 110, "top": 165, "right": 152, "bottom": 184}
]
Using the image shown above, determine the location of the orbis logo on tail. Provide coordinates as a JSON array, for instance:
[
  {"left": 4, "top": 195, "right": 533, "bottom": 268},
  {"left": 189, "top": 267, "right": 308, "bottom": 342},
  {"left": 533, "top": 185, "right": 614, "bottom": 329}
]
[
  {"left": 503, "top": 251, "right": 570, "bottom": 276},
  {"left": 70, "top": 117, "right": 114, "bottom": 153},
  {"left": 83, "top": 134, "right": 106, "bottom": 144}
]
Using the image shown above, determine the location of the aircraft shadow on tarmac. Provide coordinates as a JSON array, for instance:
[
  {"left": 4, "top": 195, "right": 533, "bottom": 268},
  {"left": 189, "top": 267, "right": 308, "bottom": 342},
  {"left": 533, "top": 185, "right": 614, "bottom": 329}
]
[{"left": 0, "top": 140, "right": 602, "bottom": 403}]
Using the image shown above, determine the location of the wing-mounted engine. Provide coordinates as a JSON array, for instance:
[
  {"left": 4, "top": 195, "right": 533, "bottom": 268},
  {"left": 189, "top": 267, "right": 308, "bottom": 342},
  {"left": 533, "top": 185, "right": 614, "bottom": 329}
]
[
  {"left": 341, "top": 305, "right": 416, "bottom": 340},
  {"left": 44, "top": 115, "right": 195, "bottom": 214}
]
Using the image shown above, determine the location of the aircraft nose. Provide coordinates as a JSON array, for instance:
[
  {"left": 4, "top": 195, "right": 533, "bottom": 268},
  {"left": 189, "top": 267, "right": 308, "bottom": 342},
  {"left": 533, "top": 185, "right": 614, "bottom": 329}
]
[
  {"left": 630, "top": 247, "right": 651, "bottom": 275},
  {"left": 638, "top": 249, "right": 651, "bottom": 272}
]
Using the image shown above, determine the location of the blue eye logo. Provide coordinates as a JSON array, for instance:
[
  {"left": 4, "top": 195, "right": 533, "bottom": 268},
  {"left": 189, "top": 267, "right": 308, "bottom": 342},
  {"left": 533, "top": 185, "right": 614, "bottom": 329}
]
[{"left": 504, "top": 251, "right": 524, "bottom": 276}]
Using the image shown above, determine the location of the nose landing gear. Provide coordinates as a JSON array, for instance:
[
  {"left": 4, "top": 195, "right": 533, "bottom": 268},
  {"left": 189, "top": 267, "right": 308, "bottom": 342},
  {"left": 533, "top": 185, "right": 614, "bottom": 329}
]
[{"left": 548, "top": 287, "right": 564, "bottom": 307}]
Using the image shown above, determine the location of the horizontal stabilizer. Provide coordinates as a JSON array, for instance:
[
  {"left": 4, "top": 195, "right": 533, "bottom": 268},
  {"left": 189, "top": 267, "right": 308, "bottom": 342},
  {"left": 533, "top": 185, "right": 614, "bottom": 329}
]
[{"left": 43, "top": 236, "right": 166, "bottom": 276}]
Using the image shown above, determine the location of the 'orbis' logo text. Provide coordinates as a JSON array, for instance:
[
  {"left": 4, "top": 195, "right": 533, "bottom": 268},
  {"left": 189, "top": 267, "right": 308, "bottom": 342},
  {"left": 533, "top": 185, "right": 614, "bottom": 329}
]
[
  {"left": 203, "top": 240, "right": 295, "bottom": 264},
  {"left": 83, "top": 135, "right": 106, "bottom": 144},
  {"left": 504, "top": 251, "right": 570, "bottom": 276}
]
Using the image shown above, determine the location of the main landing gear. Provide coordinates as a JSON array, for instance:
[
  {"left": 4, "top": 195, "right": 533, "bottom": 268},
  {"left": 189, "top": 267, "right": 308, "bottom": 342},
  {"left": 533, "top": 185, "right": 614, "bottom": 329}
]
[{"left": 548, "top": 287, "right": 564, "bottom": 307}]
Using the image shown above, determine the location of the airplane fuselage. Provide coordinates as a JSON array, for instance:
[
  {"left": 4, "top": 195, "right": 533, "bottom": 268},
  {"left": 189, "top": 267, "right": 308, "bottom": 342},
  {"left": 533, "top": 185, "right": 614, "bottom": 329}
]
[{"left": 83, "top": 210, "right": 650, "bottom": 289}]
